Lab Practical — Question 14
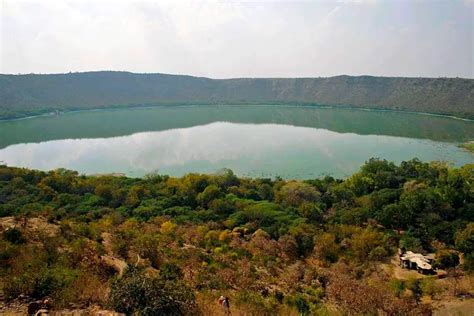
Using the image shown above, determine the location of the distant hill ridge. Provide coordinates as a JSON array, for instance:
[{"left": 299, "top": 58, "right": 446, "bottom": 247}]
[{"left": 0, "top": 71, "right": 473, "bottom": 119}]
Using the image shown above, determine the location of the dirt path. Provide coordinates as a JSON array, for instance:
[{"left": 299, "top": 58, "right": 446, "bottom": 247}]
[{"left": 100, "top": 232, "right": 128, "bottom": 276}]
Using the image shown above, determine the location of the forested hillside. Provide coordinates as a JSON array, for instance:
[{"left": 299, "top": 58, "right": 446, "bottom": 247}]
[
  {"left": 0, "top": 159, "right": 473, "bottom": 314},
  {"left": 1, "top": 72, "right": 473, "bottom": 119}
]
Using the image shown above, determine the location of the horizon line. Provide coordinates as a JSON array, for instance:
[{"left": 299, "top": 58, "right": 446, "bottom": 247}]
[{"left": 1, "top": 70, "right": 472, "bottom": 81}]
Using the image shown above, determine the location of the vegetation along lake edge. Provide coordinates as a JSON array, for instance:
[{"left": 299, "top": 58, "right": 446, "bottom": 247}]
[{"left": 0, "top": 158, "right": 473, "bottom": 314}]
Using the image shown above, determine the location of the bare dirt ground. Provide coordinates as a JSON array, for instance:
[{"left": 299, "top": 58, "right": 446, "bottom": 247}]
[
  {"left": 433, "top": 299, "right": 474, "bottom": 316},
  {"left": 100, "top": 232, "right": 128, "bottom": 276},
  {"left": 381, "top": 256, "right": 447, "bottom": 280},
  {"left": 0, "top": 216, "right": 59, "bottom": 238}
]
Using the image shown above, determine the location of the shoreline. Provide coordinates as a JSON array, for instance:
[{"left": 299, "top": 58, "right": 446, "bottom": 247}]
[
  {"left": 458, "top": 141, "right": 474, "bottom": 153},
  {"left": 1, "top": 103, "right": 474, "bottom": 123}
]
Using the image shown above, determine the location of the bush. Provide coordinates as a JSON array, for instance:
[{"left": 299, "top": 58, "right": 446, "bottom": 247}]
[
  {"left": 314, "top": 233, "right": 340, "bottom": 264},
  {"left": 389, "top": 279, "right": 405, "bottom": 297},
  {"left": 420, "top": 278, "right": 442, "bottom": 298},
  {"left": 3, "top": 267, "right": 78, "bottom": 301},
  {"left": 3, "top": 228, "right": 26, "bottom": 244},
  {"left": 235, "top": 290, "right": 277, "bottom": 315},
  {"left": 32, "top": 268, "right": 77, "bottom": 299},
  {"left": 463, "top": 253, "right": 474, "bottom": 273},
  {"left": 405, "top": 278, "right": 422, "bottom": 302},
  {"left": 369, "top": 246, "right": 389, "bottom": 261},
  {"left": 160, "top": 262, "right": 183, "bottom": 280},
  {"left": 434, "top": 250, "right": 460, "bottom": 269},
  {"left": 108, "top": 268, "right": 198, "bottom": 315},
  {"left": 455, "top": 223, "right": 474, "bottom": 254},
  {"left": 285, "top": 294, "right": 310, "bottom": 315}
]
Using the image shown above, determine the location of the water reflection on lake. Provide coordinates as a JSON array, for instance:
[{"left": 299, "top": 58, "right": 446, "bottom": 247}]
[
  {"left": 0, "top": 122, "right": 472, "bottom": 179},
  {"left": 1, "top": 105, "right": 474, "bottom": 149}
]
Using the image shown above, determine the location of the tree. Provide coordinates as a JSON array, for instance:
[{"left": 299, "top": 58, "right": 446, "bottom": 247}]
[
  {"left": 455, "top": 223, "right": 474, "bottom": 272},
  {"left": 351, "top": 228, "right": 387, "bottom": 262},
  {"left": 446, "top": 267, "right": 464, "bottom": 296},
  {"left": 455, "top": 223, "right": 474, "bottom": 254},
  {"left": 377, "top": 203, "right": 413, "bottom": 232},
  {"left": 213, "top": 169, "right": 239, "bottom": 189},
  {"left": 196, "top": 184, "right": 221, "bottom": 208},
  {"left": 95, "top": 184, "right": 113, "bottom": 204},
  {"left": 297, "top": 202, "right": 323, "bottom": 223},
  {"left": 314, "top": 233, "right": 340, "bottom": 264},
  {"left": 134, "top": 233, "right": 161, "bottom": 268},
  {"left": 434, "top": 250, "right": 460, "bottom": 269},
  {"left": 276, "top": 182, "right": 320, "bottom": 208},
  {"left": 3, "top": 228, "right": 26, "bottom": 245}
]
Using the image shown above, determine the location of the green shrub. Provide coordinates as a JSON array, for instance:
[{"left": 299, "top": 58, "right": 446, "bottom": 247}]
[
  {"left": 463, "top": 253, "right": 474, "bottom": 273},
  {"left": 3, "top": 275, "right": 31, "bottom": 301},
  {"left": 3, "top": 267, "right": 78, "bottom": 301},
  {"left": 3, "top": 228, "right": 26, "bottom": 244},
  {"left": 389, "top": 279, "right": 405, "bottom": 297},
  {"left": 285, "top": 294, "right": 310, "bottom": 315},
  {"left": 32, "top": 268, "right": 77, "bottom": 298},
  {"left": 108, "top": 267, "right": 198, "bottom": 315},
  {"left": 434, "top": 250, "right": 460, "bottom": 269},
  {"left": 405, "top": 278, "right": 422, "bottom": 302},
  {"left": 160, "top": 262, "right": 183, "bottom": 280},
  {"left": 236, "top": 290, "right": 277, "bottom": 315},
  {"left": 420, "top": 278, "right": 442, "bottom": 298}
]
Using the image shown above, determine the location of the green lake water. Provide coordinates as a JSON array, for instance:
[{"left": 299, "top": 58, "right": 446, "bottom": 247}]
[{"left": 0, "top": 105, "right": 473, "bottom": 178}]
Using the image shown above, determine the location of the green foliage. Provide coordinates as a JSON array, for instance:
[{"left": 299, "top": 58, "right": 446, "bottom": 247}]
[
  {"left": 4, "top": 266, "right": 78, "bottom": 301},
  {"left": 108, "top": 268, "right": 198, "bottom": 315},
  {"left": 285, "top": 294, "right": 310, "bottom": 315},
  {"left": 455, "top": 223, "right": 474, "bottom": 254},
  {"left": 314, "top": 233, "right": 340, "bottom": 264},
  {"left": 235, "top": 290, "right": 278, "bottom": 315},
  {"left": 276, "top": 182, "right": 320, "bottom": 207},
  {"left": 405, "top": 278, "right": 423, "bottom": 302},
  {"left": 420, "top": 278, "right": 442, "bottom": 298},
  {"left": 297, "top": 202, "right": 323, "bottom": 223},
  {"left": 196, "top": 184, "right": 221, "bottom": 208},
  {"left": 3, "top": 228, "right": 26, "bottom": 245},
  {"left": 351, "top": 227, "right": 390, "bottom": 262},
  {"left": 160, "top": 262, "right": 183, "bottom": 280},
  {"left": 32, "top": 268, "right": 78, "bottom": 299},
  {"left": 0, "top": 159, "right": 471, "bottom": 313},
  {"left": 389, "top": 279, "right": 405, "bottom": 297},
  {"left": 229, "top": 201, "right": 301, "bottom": 238},
  {"left": 1, "top": 72, "right": 473, "bottom": 120},
  {"left": 463, "top": 253, "right": 474, "bottom": 273},
  {"left": 459, "top": 142, "right": 474, "bottom": 153},
  {"left": 434, "top": 250, "right": 460, "bottom": 269}
]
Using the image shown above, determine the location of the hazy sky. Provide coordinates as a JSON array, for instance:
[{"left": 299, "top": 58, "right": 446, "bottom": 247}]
[{"left": 1, "top": 0, "right": 473, "bottom": 78}]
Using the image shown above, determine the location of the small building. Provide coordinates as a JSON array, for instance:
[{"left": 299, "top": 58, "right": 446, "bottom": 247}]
[{"left": 399, "top": 249, "right": 435, "bottom": 274}]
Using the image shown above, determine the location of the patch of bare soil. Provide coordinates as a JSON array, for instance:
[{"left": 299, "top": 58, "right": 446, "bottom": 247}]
[
  {"left": 382, "top": 255, "right": 446, "bottom": 280},
  {"left": 0, "top": 216, "right": 60, "bottom": 238},
  {"left": 99, "top": 232, "right": 128, "bottom": 276},
  {"left": 381, "top": 256, "right": 424, "bottom": 280},
  {"left": 433, "top": 298, "right": 474, "bottom": 316},
  {"left": 100, "top": 255, "right": 127, "bottom": 277}
]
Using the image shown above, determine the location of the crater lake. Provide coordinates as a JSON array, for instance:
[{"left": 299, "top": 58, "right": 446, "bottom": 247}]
[{"left": 0, "top": 105, "right": 473, "bottom": 179}]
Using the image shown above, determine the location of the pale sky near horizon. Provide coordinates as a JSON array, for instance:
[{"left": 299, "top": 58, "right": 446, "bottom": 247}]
[{"left": 1, "top": 0, "right": 473, "bottom": 78}]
